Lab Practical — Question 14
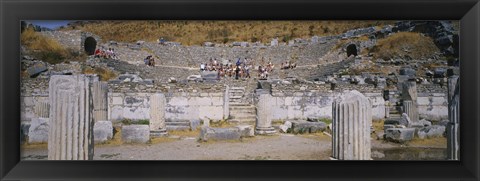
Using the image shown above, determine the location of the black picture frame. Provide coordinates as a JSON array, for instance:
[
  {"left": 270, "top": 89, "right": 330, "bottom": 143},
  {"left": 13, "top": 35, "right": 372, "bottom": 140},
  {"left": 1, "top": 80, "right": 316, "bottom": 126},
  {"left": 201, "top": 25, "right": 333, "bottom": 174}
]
[{"left": 1, "top": 0, "right": 479, "bottom": 180}]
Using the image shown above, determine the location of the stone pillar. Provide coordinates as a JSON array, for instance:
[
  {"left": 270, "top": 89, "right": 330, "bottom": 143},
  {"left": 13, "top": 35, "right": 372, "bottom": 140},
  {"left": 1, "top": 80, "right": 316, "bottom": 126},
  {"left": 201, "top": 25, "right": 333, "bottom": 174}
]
[
  {"left": 447, "top": 76, "right": 459, "bottom": 160},
  {"left": 402, "top": 100, "right": 418, "bottom": 124},
  {"left": 384, "top": 101, "right": 390, "bottom": 118},
  {"left": 149, "top": 93, "right": 167, "bottom": 137},
  {"left": 223, "top": 85, "right": 230, "bottom": 119},
  {"left": 92, "top": 81, "right": 108, "bottom": 122},
  {"left": 255, "top": 90, "right": 276, "bottom": 135},
  {"left": 332, "top": 90, "right": 372, "bottom": 160},
  {"left": 402, "top": 80, "right": 419, "bottom": 122},
  {"left": 34, "top": 100, "right": 50, "bottom": 118},
  {"left": 48, "top": 75, "right": 94, "bottom": 160}
]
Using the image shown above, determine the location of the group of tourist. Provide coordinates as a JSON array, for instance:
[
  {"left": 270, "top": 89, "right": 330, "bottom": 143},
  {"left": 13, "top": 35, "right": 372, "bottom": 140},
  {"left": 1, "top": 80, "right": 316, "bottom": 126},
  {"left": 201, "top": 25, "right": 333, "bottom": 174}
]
[
  {"left": 257, "top": 62, "right": 275, "bottom": 79},
  {"left": 94, "top": 48, "right": 118, "bottom": 60},
  {"left": 144, "top": 55, "right": 156, "bottom": 67},
  {"left": 200, "top": 58, "right": 254, "bottom": 80},
  {"left": 280, "top": 61, "right": 297, "bottom": 70},
  {"left": 199, "top": 57, "right": 291, "bottom": 80}
]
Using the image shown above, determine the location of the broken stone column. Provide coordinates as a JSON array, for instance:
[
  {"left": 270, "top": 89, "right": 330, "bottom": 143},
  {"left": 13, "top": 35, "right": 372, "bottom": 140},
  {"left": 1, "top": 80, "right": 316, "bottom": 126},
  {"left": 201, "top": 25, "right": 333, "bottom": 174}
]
[
  {"left": 149, "top": 93, "right": 167, "bottom": 137},
  {"left": 223, "top": 85, "right": 230, "bottom": 119},
  {"left": 402, "top": 100, "right": 418, "bottom": 125},
  {"left": 447, "top": 76, "right": 459, "bottom": 160},
  {"left": 34, "top": 100, "right": 50, "bottom": 118},
  {"left": 255, "top": 90, "right": 276, "bottom": 135},
  {"left": 402, "top": 80, "right": 419, "bottom": 122},
  {"left": 92, "top": 81, "right": 108, "bottom": 122},
  {"left": 384, "top": 101, "right": 390, "bottom": 118},
  {"left": 48, "top": 75, "right": 94, "bottom": 160},
  {"left": 332, "top": 90, "right": 372, "bottom": 160}
]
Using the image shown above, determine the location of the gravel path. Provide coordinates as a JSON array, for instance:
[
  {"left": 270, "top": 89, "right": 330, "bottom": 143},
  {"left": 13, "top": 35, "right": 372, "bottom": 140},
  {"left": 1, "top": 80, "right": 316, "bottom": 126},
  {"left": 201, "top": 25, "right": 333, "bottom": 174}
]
[{"left": 21, "top": 134, "right": 332, "bottom": 160}]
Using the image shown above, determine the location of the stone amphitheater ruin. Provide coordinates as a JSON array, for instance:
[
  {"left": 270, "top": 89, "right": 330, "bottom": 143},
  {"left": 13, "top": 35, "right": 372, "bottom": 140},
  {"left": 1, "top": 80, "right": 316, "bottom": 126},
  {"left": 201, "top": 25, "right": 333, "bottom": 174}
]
[{"left": 20, "top": 21, "right": 460, "bottom": 160}]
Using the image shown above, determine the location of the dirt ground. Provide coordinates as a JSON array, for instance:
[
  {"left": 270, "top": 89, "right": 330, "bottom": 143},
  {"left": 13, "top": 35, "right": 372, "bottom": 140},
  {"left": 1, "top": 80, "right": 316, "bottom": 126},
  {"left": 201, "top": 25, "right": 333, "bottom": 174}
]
[
  {"left": 21, "top": 133, "right": 333, "bottom": 160},
  {"left": 21, "top": 131, "right": 447, "bottom": 160}
]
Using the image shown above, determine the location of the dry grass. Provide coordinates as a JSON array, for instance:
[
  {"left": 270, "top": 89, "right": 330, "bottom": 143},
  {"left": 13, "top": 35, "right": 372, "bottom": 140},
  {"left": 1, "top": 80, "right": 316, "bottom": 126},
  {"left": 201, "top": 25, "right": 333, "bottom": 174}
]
[
  {"left": 61, "top": 20, "right": 394, "bottom": 45},
  {"left": 372, "top": 120, "right": 385, "bottom": 132},
  {"left": 168, "top": 129, "right": 200, "bottom": 138},
  {"left": 21, "top": 143, "right": 48, "bottom": 149},
  {"left": 370, "top": 32, "right": 439, "bottom": 60},
  {"left": 149, "top": 137, "right": 177, "bottom": 144},
  {"left": 21, "top": 28, "right": 87, "bottom": 64},
  {"left": 96, "top": 126, "right": 123, "bottom": 147},
  {"left": 209, "top": 119, "right": 236, "bottom": 128},
  {"left": 407, "top": 137, "right": 447, "bottom": 148},
  {"left": 82, "top": 66, "right": 117, "bottom": 81}
]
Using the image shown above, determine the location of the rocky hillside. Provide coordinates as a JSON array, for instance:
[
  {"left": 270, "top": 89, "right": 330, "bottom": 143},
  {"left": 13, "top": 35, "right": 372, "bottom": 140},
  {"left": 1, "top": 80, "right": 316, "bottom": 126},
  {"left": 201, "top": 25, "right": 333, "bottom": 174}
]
[{"left": 60, "top": 20, "right": 394, "bottom": 45}]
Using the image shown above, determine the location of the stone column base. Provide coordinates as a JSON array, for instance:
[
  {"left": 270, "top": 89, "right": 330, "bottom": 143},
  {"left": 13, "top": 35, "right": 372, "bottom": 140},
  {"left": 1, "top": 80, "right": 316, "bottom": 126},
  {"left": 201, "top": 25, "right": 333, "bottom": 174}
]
[
  {"left": 255, "top": 127, "right": 276, "bottom": 135},
  {"left": 150, "top": 129, "right": 168, "bottom": 137}
]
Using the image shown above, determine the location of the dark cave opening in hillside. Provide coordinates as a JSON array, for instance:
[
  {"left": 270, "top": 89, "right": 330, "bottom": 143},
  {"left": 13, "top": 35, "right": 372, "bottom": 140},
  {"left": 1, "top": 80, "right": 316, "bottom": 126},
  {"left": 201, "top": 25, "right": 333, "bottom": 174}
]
[
  {"left": 84, "top": 37, "right": 97, "bottom": 55},
  {"left": 347, "top": 44, "right": 358, "bottom": 57}
]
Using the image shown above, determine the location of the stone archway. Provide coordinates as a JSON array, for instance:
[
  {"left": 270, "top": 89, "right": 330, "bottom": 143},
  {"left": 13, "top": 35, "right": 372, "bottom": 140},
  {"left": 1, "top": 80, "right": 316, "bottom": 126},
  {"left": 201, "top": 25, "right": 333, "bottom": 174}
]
[
  {"left": 346, "top": 44, "right": 358, "bottom": 57},
  {"left": 84, "top": 37, "right": 97, "bottom": 55}
]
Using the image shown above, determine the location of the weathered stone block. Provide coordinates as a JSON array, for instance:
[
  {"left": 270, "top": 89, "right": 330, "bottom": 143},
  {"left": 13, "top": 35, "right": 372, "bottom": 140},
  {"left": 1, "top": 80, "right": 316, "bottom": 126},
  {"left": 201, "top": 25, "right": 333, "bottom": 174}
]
[
  {"left": 122, "top": 125, "right": 150, "bottom": 143},
  {"left": 199, "top": 127, "right": 241, "bottom": 141},
  {"left": 291, "top": 121, "right": 327, "bottom": 134},
  {"left": 190, "top": 119, "right": 201, "bottom": 131},
  {"left": 21, "top": 122, "right": 31, "bottom": 143},
  {"left": 94, "top": 121, "right": 113, "bottom": 144},
  {"left": 28, "top": 118, "right": 49, "bottom": 144},
  {"left": 385, "top": 128, "right": 415, "bottom": 143},
  {"left": 236, "top": 125, "right": 255, "bottom": 137},
  {"left": 418, "top": 125, "right": 446, "bottom": 139},
  {"left": 383, "top": 124, "right": 395, "bottom": 130}
]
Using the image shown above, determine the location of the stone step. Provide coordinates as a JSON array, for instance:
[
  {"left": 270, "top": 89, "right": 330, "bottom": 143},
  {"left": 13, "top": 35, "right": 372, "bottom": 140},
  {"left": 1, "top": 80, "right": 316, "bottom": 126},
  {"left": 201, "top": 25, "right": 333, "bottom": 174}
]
[
  {"left": 229, "top": 95, "right": 243, "bottom": 99},
  {"left": 166, "top": 125, "right": 191, "bottom": 131},
  {"left": 229, "top": 89, "right": 245, "bottom": 93},
  {"left": 165, "top": 121, "right": 190, "bottom": 126},
  {"left": 230, "top": 87, "right": 245, "bottom": 91},
  {"left": 228, "top": 119, "right": 256, "bottom": 124},
  {"left": 230, "top": 112, "right": 256, "bottom": 117},
  {"left": 230, "top": 110, "right": 256, "bottom": 115},
  {"left": 230, "top": 106, "right": 256, "bottom": 110},
  {"left": 230, "top": 115, "right": 256, "bottom": 119},
  {"left": 229, "top": 103, "right": 253, "bottom": 106}
]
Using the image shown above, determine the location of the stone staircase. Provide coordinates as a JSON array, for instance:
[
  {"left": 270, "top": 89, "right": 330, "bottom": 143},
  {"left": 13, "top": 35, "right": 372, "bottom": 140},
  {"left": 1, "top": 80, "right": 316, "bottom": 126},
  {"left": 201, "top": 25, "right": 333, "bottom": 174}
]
[
  {"left": 165, "top": 120, "right": 191, "bottom": 131},
  {"left": 228, "top": 86, "right": 256, "bottom": 124},
  {"left": 388, "top": 106, "right": 402, "bottom": 120}
]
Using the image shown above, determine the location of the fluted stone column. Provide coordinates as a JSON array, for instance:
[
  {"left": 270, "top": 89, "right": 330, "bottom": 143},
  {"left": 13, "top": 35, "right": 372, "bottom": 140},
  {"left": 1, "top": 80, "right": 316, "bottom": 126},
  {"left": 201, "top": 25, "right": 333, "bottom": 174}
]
[
  {"left": 224, "top": 85, "right": 230, "bottom": 119},
  {"left": 332, "top": 90, "right": 372, "bottom": 160},
  {"left": 447, "top": 76, "right": 459, "bottom": 160},
  {"left": 402, "top": 100, "right": 418, "bottom": 125},
  {"left": 255, "top": 90, "right": 276, "bottom": 135},
  {"left": 149, "top": 93, "right": 167, "bottom": 137},
  {"left": 48, "top": 75, "right": 94, "bottom": 160},
  {"left": 34, "top": 100, "right": 50, "bottom": 118},
  {"left": 384, "top": 101, "right": 390, "bottom": 118},
  {"left": 92, "top": 81, "right": 108, "bottom": 122},
  {"left": 402, "top": 80, "right": 419, "bottom": 122}
]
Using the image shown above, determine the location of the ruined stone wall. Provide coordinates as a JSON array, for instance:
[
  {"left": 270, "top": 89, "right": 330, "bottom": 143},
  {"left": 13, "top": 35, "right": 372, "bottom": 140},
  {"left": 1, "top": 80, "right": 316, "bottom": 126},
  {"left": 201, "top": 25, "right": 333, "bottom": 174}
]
[
  {"left": 39, "top": 30, "right": 83, "bottom": 51},
  {"left": 270, "top": 83, "right": 385, "bottom": 120},
  {"left": 20, "top": 78, "right": 49, "bottom": 122},
  {"left": 39, "top": 30, "right": 101, "bottom": 53},
  {"left": 417, "top": 92, "right": 448, "bottom": 121},
  {"left": 20, "top": 78, "right": 448, "bottom": 124},
  {"left": 107, "top": 82, "right": 227, "bottom": 122}
]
